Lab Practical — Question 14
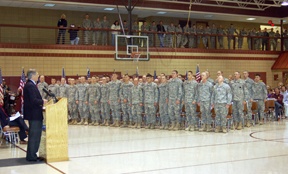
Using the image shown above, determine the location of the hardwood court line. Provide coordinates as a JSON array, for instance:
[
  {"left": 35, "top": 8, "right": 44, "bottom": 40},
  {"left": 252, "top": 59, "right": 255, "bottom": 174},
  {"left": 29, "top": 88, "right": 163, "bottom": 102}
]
[
  {"left": 249, "top": 131, "right": 288, "bottom": 143},
  {"left": 70, "top": 139, "right": 261, "bottom": 159},
  {"left": 15, "top": 145, "right": 66, "bottom": 174},
  {"left": 121, "top": 153, "right": 288, "bottom": 174}
]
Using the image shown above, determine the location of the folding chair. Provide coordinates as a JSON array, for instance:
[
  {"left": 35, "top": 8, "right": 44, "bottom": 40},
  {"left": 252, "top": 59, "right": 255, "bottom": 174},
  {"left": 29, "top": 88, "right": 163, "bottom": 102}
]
[
  {"left": 251, "top": 101, "right": 258, "bottom": 125},
  {"left": 226, "top": 105, "right": 233, "bottom": 132}
]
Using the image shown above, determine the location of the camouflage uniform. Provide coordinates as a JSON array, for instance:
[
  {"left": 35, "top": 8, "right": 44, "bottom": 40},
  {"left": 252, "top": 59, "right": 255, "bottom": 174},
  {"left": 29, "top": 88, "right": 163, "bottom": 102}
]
[
  {"left": 93, "top": 20, "right": 102, "bottom": 45},
  {"left": 37, "top": 82, "right": 48, "bottom": 99},
  {"left": 227, "top": 26, "right": 238, "bottom": 49},
  {"left": 189, "top": 26, "right": 197, "bottom": 48},
  {"left": 269, "top": 31, "right": 276, "bottom": 51},
  {"left": 101, "top": 20, "right": 109, "bottom": 45},
  {"left": 166, "top": 25, "right": 175, "bottom": 47},
  {"left": 207, "top": 78, "right": 215, "bottom": 85},
  {"left": 211, "top": 83, "right": 232, "bottom": 127},
  {"left": 158, "top": 82, "right": 169, "bottom": 127},
  {"left": 100, "top": 83, "right": 110, "bottom": 121},
  {"left": 183, "top": 79, "right": 198, "bottom": 127},
  {"left": 251, "top": 81, "right": 267, "bottom": 120},
  {"left": 256, "top": 30, "right": 263, "bottom": 50},
  {"left": 76, "top": 83, "right": 88, "bottom": 119},
  {"left": 244, "top": 77, "right": 254, "bottom": 121},
  {"left": 48, "top": 84, "right": 59, "bottom": 101},
  {"left": 129, "top": 84, "right": 143, "bottom": 124},
  {"left": 67, "top": 85, "right": 78, "bottom": 120},
  {"left": 230, "top": 79, "right": 248, "bottom": 123},
  {"left": 86, "top": 83, "right": 101, "bottom": 122},
  {"left": 120, "top": 82, "right": 133, "bottom": 123},
  {"left": 59, "top": 84, "right": 68, "bottom": 98},
  {"left": 238, "top": 30, "right": 247, "bottom": 49},
  {"left": 210, "top": 26, "right": 217, "bottom": 49},
  {"left": 132, "top": 24, "right": 139, "bottom": 46},
  {"left": 82, "top": 19, "right": 93, "bottom": 44},
  {"left": 108, "top": 80, "right": 121, "bottom": 122},
  {"left": 149, "top": 24, "right": 157, "bottom": 47},
  {"left": 197, "top": 81, "right": 213, "bottom": 125},
  {"left": 141, "top": 24, "right": 149, "bottom": 46},
  {"left": 217, "top": 28, "right": 225, "bottom": 49},
  {"left": 143, "top": 82, "right": 158, "bottom": 126},
  {"left": 203, "top": 27, "right": 211, "bottom": 48},
  {"left": 182, "top": 26, "right": 190, "bottom": 47},
  {"left": 175, "top": 26, "right": 183, "bottom": 48},
  {"left": 167, "top": 78, "right": 183, "bottom": 124}
]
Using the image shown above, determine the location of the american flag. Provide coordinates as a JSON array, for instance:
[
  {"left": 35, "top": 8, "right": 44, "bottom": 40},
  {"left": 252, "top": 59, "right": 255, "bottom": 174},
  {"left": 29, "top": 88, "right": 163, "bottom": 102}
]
[
  {"left": 196, "top": 64, "right": 201, "bottom": 83},
  {"left": 0, "top": 68, "right": 3, "bottom": 105},
  {"left": 62, "top": 67, "right": 66, "bottom": 78},
  {"left": 87, "top": 68, "right": 90, "bottom": 79},
  {"left": 18, "top": 69, "right": 26, "bottom": 107}
]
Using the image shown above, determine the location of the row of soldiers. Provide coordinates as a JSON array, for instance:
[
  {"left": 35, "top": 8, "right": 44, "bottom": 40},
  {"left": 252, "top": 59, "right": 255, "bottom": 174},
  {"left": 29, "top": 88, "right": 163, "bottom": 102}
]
[{"left": 36, "top": 70, "right": 267, "bottom": 133}]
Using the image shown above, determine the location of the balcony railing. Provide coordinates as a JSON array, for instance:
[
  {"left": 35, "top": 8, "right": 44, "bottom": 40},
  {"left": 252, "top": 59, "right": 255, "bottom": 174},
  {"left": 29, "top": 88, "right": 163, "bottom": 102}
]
[{"left": 0, "top": 24, "right": 286, "bottom": 51}]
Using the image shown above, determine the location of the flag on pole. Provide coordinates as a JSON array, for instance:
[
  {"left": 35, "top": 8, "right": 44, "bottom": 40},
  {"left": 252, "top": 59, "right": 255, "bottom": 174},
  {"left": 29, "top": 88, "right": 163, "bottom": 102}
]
[
  {"left": 62, "top": 67, "right": 66, "bottom": 78},
  {"left": 196, "top": 64, "right": 201, "bottom": 83},
  {"left": 18, "top": 68, "right": 26, "bottom": 108},
  {"left": 153, "top": 70, "right": 157, "bottom": 80},
  {"left": 87, "top": 68, "right": 90, "bottom": 79},
  {"left": 0, "top": 68, "right": 3, "bottom": 105},
  {"left": 136, "top": 67, "right": 139, "bottom": 78},
  {"left": 185, "top": 70, "right": 188, "bottom": 80}
]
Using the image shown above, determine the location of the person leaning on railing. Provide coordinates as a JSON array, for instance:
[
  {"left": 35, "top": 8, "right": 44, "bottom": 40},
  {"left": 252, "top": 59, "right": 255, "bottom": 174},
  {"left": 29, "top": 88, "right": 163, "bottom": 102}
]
[
  {"left": 56, "top": 14, "right": 67, "bottom": 44},
  {"left": 68, "top": 24, "right": 80, "bottom": 45}
]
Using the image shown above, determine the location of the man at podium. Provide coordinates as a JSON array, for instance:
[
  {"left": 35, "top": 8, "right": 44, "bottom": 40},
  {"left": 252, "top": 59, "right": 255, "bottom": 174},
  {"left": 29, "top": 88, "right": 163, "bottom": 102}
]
[{"left": 24, "top": 69, "right": 47, "bottom": 162}]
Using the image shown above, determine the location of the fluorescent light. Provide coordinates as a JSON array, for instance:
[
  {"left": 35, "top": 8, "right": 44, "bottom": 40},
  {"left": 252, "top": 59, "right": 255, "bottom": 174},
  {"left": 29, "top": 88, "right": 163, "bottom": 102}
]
[
  {"left": 104, "top": 8, "right": 114, "bottom": 11},
  {"left": 44, "top": 4, "right": 55, "bottom": 7},
  {"left": 282, "top": 0, "right": 288, "bottom": 6},
  {"left": 157, "top": 12, "right": 167, "bottom": 14},
  {"left": 246, "top": 18, "right": 256, "bottom": 21}
]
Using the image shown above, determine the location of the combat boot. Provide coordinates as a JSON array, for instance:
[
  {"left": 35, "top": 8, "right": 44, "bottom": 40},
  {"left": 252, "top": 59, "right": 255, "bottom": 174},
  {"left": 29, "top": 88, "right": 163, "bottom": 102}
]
[
  {"left": 237, "top": 122, "right": 242, "bottom": 130},
  {"left": 215, "top": 126, "right": 220, "bottom": 133},
  {"left": 110, "top": 121, "right": 116, "bottom": 127},
  {"left": 84, "top": 119, "right": 88, "bottom": 125},
  {"left": 206, "top": 124, "right": 212, "bottom": 132},
  {"left": 174, "top": 122, "right": 180, "bottom": 131},
  {"left": 169, "top": 122, "right": 175, "bottom": 131},
  {"left": 246, "top": 121, "right": 251, "bottom": 128},
  {"left": 164, "top": 124, "right": 169, "bottom": 130},
  {"left": 194, "top": 125, "right": 199, "bottom": 131},
  {"left": 121, "top": 122, "right": 128, "bottom": 128},
  {"left": 77, "top": 118, "right": 84, "bottom": 125},
  {"left": 222, "top": 127, "right": 227, "bottom": 133},
  {"left": 136, "top": 123, "right": 141, "bottom": 129},
  {"left": 199, "top": 124, "right": 206, "bottom": 132},
  {"left": 150, "top": 124, "right": 155, "bottom": 129},
  {"left": 145, "top": 124, "right": 151, "bottom": 129},
  {"left": 159, "top": 124, "right": 165, "bottom": 130},
  {"left": 131, "top": 123, "right": 138, "bottom": 128},
  {"left": 185, "top": 125, "right": 191, "bottom": 131},
  {"left": 101, "top": 120, "right": 106, "bottom": 126},
  {"left": 94, "top": 121, "right": 100, "bottom": 126},
  {"left": 128, "top": 121, "right": 133, "bottom": 128},
  {"left": 89, "top": 121, "right": 95, "bottom": 125},
  {"left": 115, "top": 120, "right": 120, "bottom": 127},
  {"left": 259, "top": 119, "right": 263, "bottom": 125},
  {"left": 105, "top": 120, "right": 110, "bottom": 126}
]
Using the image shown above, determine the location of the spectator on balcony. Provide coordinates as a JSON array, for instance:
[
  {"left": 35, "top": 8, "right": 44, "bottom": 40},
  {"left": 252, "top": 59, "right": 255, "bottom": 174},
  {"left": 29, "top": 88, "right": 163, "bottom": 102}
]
[
  {"left": 141, "top": 21, "right": 149, "bottom": 47},
  {"left": 249, "top": 28, "right": 257, "bottom": 50},
  {"left": 166, "top": 22, "right": 175, "bottom": 48},
  {"left": 227, "top": 24, "right": 238, "bottom": 49},
  {"left": 269, "top": 28, "right": 276, "bottom": 51},
  {"left": 275, "top": 30, "right": 280, "bottom": 50},
  {"left": 175, "top": 24, "right": 183, "bottom": 48},
  {"left": 182, "top": 24, "right": 189, "bottom": 47},
  {"left": 203, "top": 25, "right": 210, "bottom": 49},
  {"left": 256, "top": 28, "right": 263, "bottom": 50},
  {"left": 149, "top": 21, "right": 157, "bottom": 47},
  {"left": 111, "top": 20, "right": 120, "bottom": 46},
  {"left": 189, "top": 24, "right": 197, "bottom": 48},
  {"left": 283, "top": 29, "right": 288, "bottom": 51},
  {"left": 238, "top": 28, "right": 247, "bottom": 49},
  {"left": 68, "top": 24, "right": 80, "bottom": 45},
  {"left": 101, "top": 16, "right": 109, "bottom": 46},
  {"left": 217, "top": 25, "right": 225, "bottom": 49},
  {"left": 262, "top": 28, "right": 269, "bottom": 51},
  {"left": 82, "top": 14, "right": 93, "bottom": 45},
  {"left": 132, "top": 21, "right": 139, "bottom": 46},
  {"left": 56, "top": 14, "right": 67, "bottom": 44},
  {"left": 92, "top": 17, "right": 102, "bottom": 46},
  {"left": 157, "top": 21, "right": 166, "bottom": 47},
  {"left": 210, "top": 24, "right": 217, "bottom": 49}
]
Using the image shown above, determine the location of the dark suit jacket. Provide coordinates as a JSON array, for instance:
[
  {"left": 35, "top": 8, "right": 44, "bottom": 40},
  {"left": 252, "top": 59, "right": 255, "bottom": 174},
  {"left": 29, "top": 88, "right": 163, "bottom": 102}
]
[
  {"left": 0, "top": 106, "right": 9, "bottom": 127},
  {"left": 23, "top": 79, "right": 44, "bottom": 121}
]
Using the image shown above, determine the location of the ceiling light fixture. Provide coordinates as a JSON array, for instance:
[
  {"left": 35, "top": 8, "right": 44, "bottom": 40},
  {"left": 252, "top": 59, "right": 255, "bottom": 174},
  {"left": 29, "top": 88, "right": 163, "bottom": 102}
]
[
  {"left": 104, "top": 8, "right": 114, "bottom": 11},
  {"left": 157, "top": 12, "right": 167, "bottom": 14},
  {"left": 282, "top": 0, "right": 288, "bottom": 6},
  {"left": 44, "top": 4, "right": 55, "bottom": 7},
  {"left": 246, "top": 18, "right": 256, "bottom": 21}
]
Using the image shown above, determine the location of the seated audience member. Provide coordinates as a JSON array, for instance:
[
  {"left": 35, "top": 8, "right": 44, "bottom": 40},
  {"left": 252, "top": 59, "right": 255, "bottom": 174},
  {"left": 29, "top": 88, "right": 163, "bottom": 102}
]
[
  {"left": 283, "top": 90, "right": 288, "bottom": 118},
  {"left": 0, "top": 107, "right": 29, "bottom": 144},
  {"left": 271, "top": 88, "right": 283, "bottom": 120},
  {"left": 68, "top": 24, "right": 80, "bottom": 45},
  {"left": 267, "top": 88, "right": 274, "bottom": 98},
  {"left": 280, "top": 86, "right": 287, "bottom": 95}
]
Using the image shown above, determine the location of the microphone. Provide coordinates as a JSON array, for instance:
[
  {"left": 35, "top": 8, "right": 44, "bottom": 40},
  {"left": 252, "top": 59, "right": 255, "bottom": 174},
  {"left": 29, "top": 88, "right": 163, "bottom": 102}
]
[{"left": 42, "top": 87, "right": 58, "bottom": 103}]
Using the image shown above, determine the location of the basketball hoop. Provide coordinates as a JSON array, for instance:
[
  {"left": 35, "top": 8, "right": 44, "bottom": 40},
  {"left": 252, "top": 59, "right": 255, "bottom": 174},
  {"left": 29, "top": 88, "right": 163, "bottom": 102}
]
[{"left": 131, "top": 52, "right": 141, "bottom": 63}]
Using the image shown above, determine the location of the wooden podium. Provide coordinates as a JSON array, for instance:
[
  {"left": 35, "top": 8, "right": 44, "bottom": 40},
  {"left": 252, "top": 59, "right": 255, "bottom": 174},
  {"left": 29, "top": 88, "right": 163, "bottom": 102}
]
[{"left": 39, "top": 98, "right": 69, "bottom": 162}]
